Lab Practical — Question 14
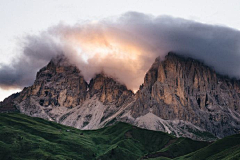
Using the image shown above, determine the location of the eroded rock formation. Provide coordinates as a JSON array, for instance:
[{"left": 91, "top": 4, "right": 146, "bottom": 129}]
[{"left": 2, "top": 52, "right": 240, "bottom": 141}]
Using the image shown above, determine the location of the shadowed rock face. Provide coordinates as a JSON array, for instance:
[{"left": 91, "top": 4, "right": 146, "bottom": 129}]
[
  {"left": 0, "top": 93, "right": 20, "bottom": 113},
  {"left": 1, "top": 52, "right": 240, "bottom": 140}
]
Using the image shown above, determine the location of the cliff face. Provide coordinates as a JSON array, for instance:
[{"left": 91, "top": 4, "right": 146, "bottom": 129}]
[
  {"left": 20, "top": 55, "right": 88, "bottom": 108},
  {"left": 0, "top": 55, "right": 134, "bottom": 129},
  {"left": 127, "top": 53, "right": 240, "bottom": 138},
  {"left": 88, "top": 74, "right": 133, "bottom": 107},
  {"left": 1, "top": 53, "right": 240, "bottom": 140}
]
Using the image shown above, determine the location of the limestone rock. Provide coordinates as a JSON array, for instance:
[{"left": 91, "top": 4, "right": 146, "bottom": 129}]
[
  {"left": 129, "top": 52, "right": 240, "bottom": 138},
  {"left": 2, "top": 52, "right": 240, "bottom": 141}
]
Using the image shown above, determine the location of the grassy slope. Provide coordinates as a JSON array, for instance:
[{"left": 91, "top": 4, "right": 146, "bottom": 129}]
[
  {"left": 0, "top": 113, "right": 211, "bottom": 160},
  {"left": 2, "top": 113, "right": 240, "bottom": 160},
  {"left": 143, "top": 138, "right": 210, "bottom": 159},
  {"left": 148, "top": 133, "right": 240, "bottom": 160},
  {"left": 174, "top": 134, "right": 240, "bottom": 160}
]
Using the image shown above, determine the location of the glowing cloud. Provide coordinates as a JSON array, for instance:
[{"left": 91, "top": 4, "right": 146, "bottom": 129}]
[
  {"left": 1, "top": 12, "right": 240, "bottom": 93},
  {"left": 52, "top": 22, "right": 158, "bottom": 91}
]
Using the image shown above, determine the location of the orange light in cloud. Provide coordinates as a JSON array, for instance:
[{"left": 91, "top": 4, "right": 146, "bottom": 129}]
[
  {"left": 59, "top": 25, "right": 154, "bottom": 91},
  {"left": 68, "top": 30, "right": 144, "bottom": 70}
]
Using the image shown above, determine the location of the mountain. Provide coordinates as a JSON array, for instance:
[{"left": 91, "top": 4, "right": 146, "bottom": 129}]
[
  {"left": 1, "top": 52, "right": 240, "bottom": 141},
  {"left": 125, "top": 53, "right": 240, "bottom": 139}
]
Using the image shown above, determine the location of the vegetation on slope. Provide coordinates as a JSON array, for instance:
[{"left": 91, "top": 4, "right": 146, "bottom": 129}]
[
  {"left": 0, "top": 113, "right": 210, "bottom": 160},
  {"left": 147, "top": 133, "right": 240, "bottom": 160},
  {"left": 141, "top": 137, "right": 210, "bottom": 159},
  {"left": 174, "top": 133, "right": 240, "bottom": 160},
  {"left": 2, "top": 113, "right": 240, "bottom": 160}
]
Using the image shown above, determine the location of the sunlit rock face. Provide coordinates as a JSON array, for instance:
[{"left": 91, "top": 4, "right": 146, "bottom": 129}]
[
  {"left": 1, "top": 52, "right": 240, "bottom": 141},
  {"left": 129, "top": 52, "right": 240, "bottom": 139},
  {"left": 88, "top": 73, "right": 133, "bottom": 107},
  {"left": 0, "top": 54, "right": 134, "bottom": 129},
  {"left": 15, "top": 55, "right": 88, "bottom": 109}
]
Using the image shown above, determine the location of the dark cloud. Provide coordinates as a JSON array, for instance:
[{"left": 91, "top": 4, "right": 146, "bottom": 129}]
[
  {"left": 1, "top": 12, "right": 240, "bottom": 91},
  {"left": 0, "top": 33, "right": 62, "bottom": 89}
]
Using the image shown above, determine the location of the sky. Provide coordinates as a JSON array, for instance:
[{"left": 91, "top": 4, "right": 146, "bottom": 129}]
[{"left": 0, "top": 0, "right": 240, "bottom": 101}]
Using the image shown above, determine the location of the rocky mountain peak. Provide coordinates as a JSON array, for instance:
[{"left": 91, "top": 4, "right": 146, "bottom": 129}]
[
  {"left": 164, "top": 51, "right": 184, "bottom": 59},
  {"left": 2, "top": 52, "right": 240, "bottom": 141},
  {"left": 36, "top": 54, "right": 81, "bottom": 79},
  {"left": 132, "top": 52, "right": 240, "bottom": 138},
  {"left": 51, "top": 54, "right": 71, "bottom": 66},
  {"left": 17, "top": 54, "right": 88, "bottom": 110},
  {"left": 88, "top": 73, "right": 134, "bottom": 106},
  {"left": 143, "top": 52, "right": 189, "bottom": 87},
  {"left": 143, "top": 56, "right": 161, "bottom": 87}
]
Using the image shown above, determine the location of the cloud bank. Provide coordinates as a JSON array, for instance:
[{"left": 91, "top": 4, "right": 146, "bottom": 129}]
[{"left": 1, "top": 12, "right": 240, "bottom": 91}]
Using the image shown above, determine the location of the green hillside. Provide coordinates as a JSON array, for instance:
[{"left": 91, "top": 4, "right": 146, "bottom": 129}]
[
  {"left": 150, "top": 133, "right": 240, "bottom": 160},
  {"left": 0, "top": 113, "right": 238, "bottom": 160},
  {"left": 174, "top": 134, "right": 240, "bottom": 160}
]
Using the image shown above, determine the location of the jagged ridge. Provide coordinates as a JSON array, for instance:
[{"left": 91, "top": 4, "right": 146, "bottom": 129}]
[{"left": 1, "top": 52, "right": 240, "bottom": 141}]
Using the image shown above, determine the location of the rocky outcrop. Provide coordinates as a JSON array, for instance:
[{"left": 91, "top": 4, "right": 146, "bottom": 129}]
[
  {"left": 127, "top": 52, "right": 240, "bottom": 138},
  {"left": 0, "top": 55, "right": 134, "bottom": 130},
  {"left": 2, "top": 52, "right": 240, "bottom": 141},
  {"left": 0, "top": 93, "right": 20, "bottom": 113},
  {"left": 21, "top": 55, "right": 88, "bottom": 108},
  {"left": 88, "top": 73, "right": 133, "bottom": 107}
]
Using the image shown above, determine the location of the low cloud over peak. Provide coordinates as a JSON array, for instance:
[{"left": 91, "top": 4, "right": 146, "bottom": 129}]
[{"left": 1, "top": 12, "right": 240, "bottom": 91}]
